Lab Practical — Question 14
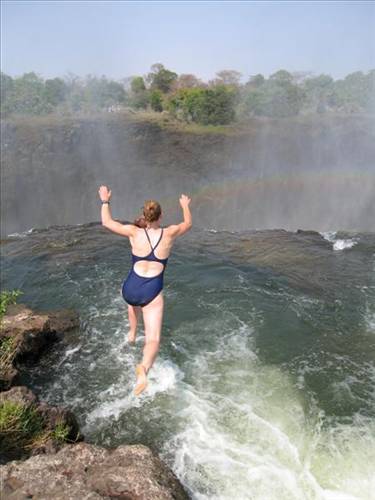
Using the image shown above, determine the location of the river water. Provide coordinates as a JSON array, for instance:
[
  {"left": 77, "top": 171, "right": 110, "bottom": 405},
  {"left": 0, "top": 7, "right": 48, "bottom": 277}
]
[{"left": 1, "top": 224, "right": 375, "bottom": 499}]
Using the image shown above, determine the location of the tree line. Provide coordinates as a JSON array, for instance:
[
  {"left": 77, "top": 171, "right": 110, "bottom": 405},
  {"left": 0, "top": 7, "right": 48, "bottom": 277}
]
[{"left": 1, "top": 63, "right": 374, "bottom": 125}]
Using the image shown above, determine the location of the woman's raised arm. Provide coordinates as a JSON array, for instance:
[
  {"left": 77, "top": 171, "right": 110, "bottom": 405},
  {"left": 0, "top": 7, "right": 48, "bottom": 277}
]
[
  {"left": 98, "top": 185, "right": 136, "bottom": 237},
  {"left": 167, "top": 194, "right": 192, "bottom": 238}
]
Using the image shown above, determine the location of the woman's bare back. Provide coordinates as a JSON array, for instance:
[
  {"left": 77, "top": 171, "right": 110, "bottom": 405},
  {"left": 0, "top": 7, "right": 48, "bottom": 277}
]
[{"left": 129, "top": 226, "right": 175, "bottom": 278}]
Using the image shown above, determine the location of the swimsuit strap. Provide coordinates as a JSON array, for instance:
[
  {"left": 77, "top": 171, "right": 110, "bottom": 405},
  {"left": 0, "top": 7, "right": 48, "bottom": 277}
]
[
  {"left": 153, "top": 228, "right": 164, "bottom": 251},
  {"left": 144, "top": 228, "right": 153, "bottom": 251},
  {"left": 144, "top": 228, "right": 163, "bottom": 253}
]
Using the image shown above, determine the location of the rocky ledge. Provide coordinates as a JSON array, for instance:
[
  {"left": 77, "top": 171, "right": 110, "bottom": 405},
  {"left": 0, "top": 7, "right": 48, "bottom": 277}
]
[
  {"left": 0, "top": 303, "right": 190, "bottom": 498},
  {"left": 0, "top": 303, "right": 80, "bottom": 390},
  {"left": 1, "top": 441, "right": 189, "bottom": 499},
  {"left": 0, "top": 385, "right": 83, "bottom": 463}
]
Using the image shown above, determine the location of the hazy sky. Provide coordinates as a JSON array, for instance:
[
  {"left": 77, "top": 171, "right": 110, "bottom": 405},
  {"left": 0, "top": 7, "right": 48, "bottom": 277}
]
[{"left": 2, "top": 1, "right": 374, "bottom": 82}]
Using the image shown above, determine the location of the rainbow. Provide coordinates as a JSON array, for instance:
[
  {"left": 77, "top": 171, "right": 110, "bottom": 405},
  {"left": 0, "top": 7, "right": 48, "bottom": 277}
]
[{"left": 158, "top": 168, "right": 374, "bottom": 210}]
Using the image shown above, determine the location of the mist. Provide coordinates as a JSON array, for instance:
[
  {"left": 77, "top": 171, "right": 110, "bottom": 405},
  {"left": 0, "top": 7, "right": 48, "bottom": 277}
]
[{"left": 1, "top": 112, "right": 374, "bottom": 238}]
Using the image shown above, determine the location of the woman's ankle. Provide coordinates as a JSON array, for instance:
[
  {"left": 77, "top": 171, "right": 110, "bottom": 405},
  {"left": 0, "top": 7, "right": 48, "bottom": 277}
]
[{"left": 139, "top": 362, "right": 150, "bottom": 374}]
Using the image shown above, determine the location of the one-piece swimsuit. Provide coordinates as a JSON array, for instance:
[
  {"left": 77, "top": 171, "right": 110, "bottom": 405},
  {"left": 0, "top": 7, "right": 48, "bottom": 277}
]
[{"left": 122, "top": 228, "right": 168, "bottom": 307}]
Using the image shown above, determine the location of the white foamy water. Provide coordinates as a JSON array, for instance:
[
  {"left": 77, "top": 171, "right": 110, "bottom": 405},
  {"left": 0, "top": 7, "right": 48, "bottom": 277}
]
[
  {"left": 55, "top": 344, "right": 82, "bottom": 368},
  {"left": 159, "top": 329, "right": 375, "bottom": 500},
  {"left": 321, "top": 231, "right": 338, "bottom": 243},
  {"left": 7, "top": 227, "right": 35, "bottom": 238},
  {"left": 332, "top": 239, "right": 358, "bottom": 251},
  {"left": 366, "top": 312, "right": 375, "bottom": 333},
  {"left": 320, "top": 231, "right": 359, "bottom": 251},
  {"left": 74, "top": 297, "right": 375, "bottom": 500},
  {"left": 87, "top": 358, "right": 183, "bottom": 428}
]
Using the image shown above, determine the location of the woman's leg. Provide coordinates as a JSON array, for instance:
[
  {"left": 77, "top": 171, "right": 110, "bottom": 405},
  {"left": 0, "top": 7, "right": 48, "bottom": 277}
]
[
  {"left": 127, "top": 305, "right": 141, "bottom": 343},
  {"left": 134, "top": 293, "right": 164, "bottom": 394},
  {"left": 141, "top": 292, "right": 164, "bottom": 371}
]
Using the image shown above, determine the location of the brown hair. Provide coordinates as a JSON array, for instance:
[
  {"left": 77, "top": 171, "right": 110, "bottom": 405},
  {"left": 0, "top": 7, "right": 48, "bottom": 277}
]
[
  {"left": 143, "top": 200, "right": 162, "bottom": 223},
  {"left": 133, "top": 216, "right": 147, "bottom": 228}
]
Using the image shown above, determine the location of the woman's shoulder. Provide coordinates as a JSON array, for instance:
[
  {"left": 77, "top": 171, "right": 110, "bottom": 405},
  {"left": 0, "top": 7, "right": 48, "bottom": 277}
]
[
  {"left": 163, "top": 224, "right": 183, "bottom": 238},
  {"left": 163, "top": 224, "right": 177, "bottom": 232}
]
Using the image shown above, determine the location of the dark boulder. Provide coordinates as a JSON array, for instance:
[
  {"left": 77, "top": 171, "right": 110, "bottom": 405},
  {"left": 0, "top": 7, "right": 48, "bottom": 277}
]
[{"left": 0, "top": 304, "right": 79, "bottom": 390}]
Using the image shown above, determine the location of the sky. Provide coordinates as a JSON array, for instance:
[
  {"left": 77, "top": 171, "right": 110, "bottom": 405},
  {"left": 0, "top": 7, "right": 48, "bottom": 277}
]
[{"left": 1, "top": 0, "right": 374, "bottom": 83}]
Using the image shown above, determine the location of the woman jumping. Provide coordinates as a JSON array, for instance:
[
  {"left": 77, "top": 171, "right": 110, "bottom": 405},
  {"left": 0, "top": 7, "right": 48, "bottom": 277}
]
[{"left": 98, "top": 186, "right": 192, "bottom": 396}]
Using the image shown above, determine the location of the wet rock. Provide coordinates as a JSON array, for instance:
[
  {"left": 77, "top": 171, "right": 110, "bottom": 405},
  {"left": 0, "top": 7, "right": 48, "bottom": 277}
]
[
  {"left": 0, "top": 304, "right": 79, "bottom": 390},
  {"left": 0, "top": 385, "right": 83, "bottom": 463},
  {"left": 231, "top": 229, "right": 334, "bottom": 295},
  {"left": 0, "top": 442, "right": 189, "bottom": 499},
  {"left": 295, "top": 229, "right": 330, "bottom": 249},
  {"left": 295, "top": 229, "right": 323, "bottom": 237}
]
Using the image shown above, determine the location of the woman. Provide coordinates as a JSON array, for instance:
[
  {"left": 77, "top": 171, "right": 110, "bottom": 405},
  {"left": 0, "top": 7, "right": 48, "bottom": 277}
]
[{"left": 98, "top": 185, "right": 192, "bottom": 396}]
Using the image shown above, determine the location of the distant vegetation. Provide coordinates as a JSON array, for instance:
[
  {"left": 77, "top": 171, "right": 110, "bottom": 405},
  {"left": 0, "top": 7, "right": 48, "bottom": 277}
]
[{"left": 1, "top": 63, "right": 374, "bottom": 125}]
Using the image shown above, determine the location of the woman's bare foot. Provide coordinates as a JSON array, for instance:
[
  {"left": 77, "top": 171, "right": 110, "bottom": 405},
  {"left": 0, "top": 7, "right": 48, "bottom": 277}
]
[{"left": 134, "top": 364, "right": 148, "bottom": 396}]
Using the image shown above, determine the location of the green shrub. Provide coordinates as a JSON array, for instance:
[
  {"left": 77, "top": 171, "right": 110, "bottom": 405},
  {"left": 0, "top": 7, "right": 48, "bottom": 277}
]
[
  {"left": 150, "top": 89, "right": 163, "bottom": 112},
  {"left": 51, "top": 421, "right": 71, "bottom": 443},
  {"left": 0, "top": 289, "right": 23, "bottom": 321},
  {"left": 0, "top": 400, "right": 45, "bottom": 456},
  {"left": 0, "top": 399, "right": 73, "bottom": 458},
  {"left": 167, "top": 85, "right": 237, "bottom": 125},
  {"left": 1, "top": 289, "right": 23, "bottom": 376},
  {"left": 0, "top": 336, "right": 17, "bottom": 374}
]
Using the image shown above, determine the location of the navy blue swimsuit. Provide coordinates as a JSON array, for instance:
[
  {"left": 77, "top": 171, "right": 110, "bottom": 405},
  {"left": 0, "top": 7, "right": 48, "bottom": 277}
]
[{"left": 122, "top": 228, "right": 168, "bottom": 307}]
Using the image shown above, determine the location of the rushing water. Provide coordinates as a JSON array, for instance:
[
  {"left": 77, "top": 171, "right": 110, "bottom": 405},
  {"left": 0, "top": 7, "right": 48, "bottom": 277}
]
[{"left": 1, "top": 224, "right": 375, "bottom": 500}]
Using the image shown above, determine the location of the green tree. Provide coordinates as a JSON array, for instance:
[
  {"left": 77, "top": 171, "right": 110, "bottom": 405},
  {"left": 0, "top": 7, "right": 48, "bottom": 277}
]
[
  {"left": 168, "top": 85, "right": 237, "bottom": 125},
  {"left": 131, "top": 76, "right": 146, "bottom": 93},
  {"left": 366, "top": 69, "right": 375, "bottom": 112},
  {"left": 303, "top": 74, "right": 334, "bottom": 113},
  {"left": 238, "top": 88, "right": 265, "bottom": 117},
  {"left": 240, "top": 77, "right": 304, "bottom": 118},
  {"left": 150, "top": 90, "right": 163, "bottom": 112},
  {"left": 245, "top": 74, "right": 265, "bottom": 88},
  {"left": 146, "top": 63, "right": 178, "bottom": 93},
  {"left": 45, "top": 78, "right": 68, "bottom": 107},
  {"left": 0, "top": 72, "right": 15, "bottom": 116},
  {"left": 11, "top": 72, "right": 50, "bottom": 115},
  {"left": 128, "top": 76, "right": 149, "bottom": 109},
  {"left": 171, "top": 73, "right": 205, "bottom": 91},
  {"left": 332, "top": 71, "right": 374, "bottom": 112},
  {"left": 269, "top": 70, "right": 294, "bottom": 85},
  {"left": 81, "top": 75, "right": 125, "bottom": 110},
  {"left": 105, "top": 81, "right": 126, "bottom": 105},
  {"left": 211, "top": 70, "right": 242, "bottom": 86}
]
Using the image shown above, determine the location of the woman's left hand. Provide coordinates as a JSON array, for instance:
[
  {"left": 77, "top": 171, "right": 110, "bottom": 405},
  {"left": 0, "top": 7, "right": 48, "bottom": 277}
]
[{"left": 98, "top": 185, "right": 112, "bottom": 202}]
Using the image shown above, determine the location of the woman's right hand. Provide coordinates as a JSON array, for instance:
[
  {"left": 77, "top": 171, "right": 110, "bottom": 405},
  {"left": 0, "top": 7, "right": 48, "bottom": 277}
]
[
  {"left": 179, "top": 194, "right": 191, "bottom": 207},
  {"left": 98, "top": 185, "right": 112, "bottom": 202}
]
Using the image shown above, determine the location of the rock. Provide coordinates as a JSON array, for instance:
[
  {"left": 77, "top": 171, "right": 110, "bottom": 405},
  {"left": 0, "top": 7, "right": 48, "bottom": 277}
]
[
  {"left": 36, "top": 400, "right": 82, "bottom": 443},
  {"left": 0, "top": 304, "right": 79, "bottom": 390},
  {"left": 0, "top": 386, "right": 84, "bottom": 463},
  {"left": 0, "top": 442, "right": 189, "bottom": 499},
  {"left": 0, "top": 385, "right": 37, "bottom": 406},
  {"left": 295, "top": 229, "right": 324, "bottom": 238},
  {"left": 0, "top": 365, "right": 18, "bottom": 391}
]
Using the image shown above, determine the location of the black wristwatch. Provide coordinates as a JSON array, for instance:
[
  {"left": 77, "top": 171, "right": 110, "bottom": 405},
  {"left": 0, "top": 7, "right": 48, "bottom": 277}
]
[{"left": 102, "top": 200, "right": 110, "bottom": 204}]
